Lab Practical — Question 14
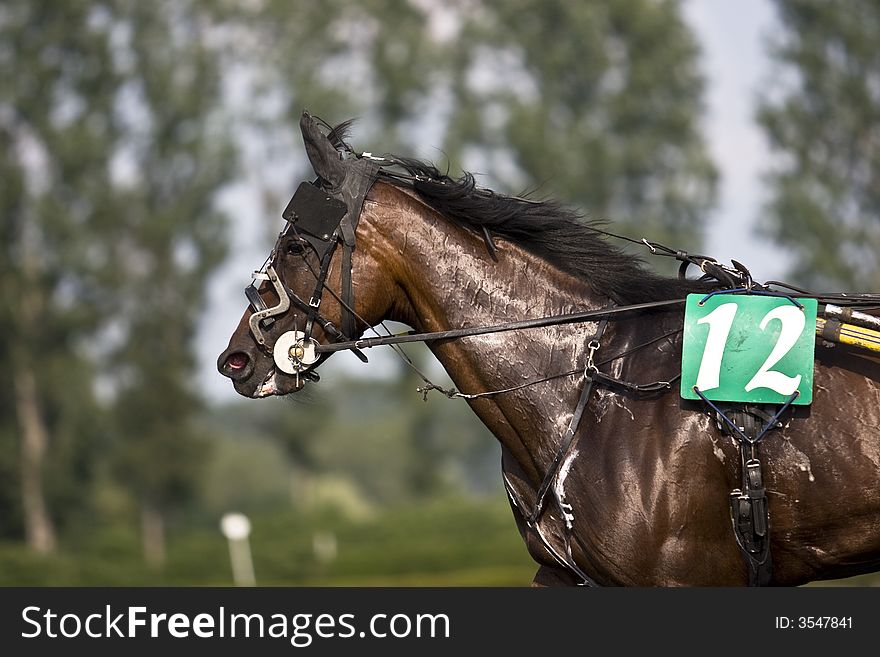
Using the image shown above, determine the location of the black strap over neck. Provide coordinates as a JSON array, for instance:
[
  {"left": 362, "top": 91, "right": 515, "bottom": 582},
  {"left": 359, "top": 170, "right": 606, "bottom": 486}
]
[{"left": 323, "top": 157, "right": 382, "bottom": 342}]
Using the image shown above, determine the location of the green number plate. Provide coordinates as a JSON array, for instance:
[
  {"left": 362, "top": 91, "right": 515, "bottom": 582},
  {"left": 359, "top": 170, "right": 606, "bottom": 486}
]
[{"left": 680, "top": 293, "right": 817, "bottom": 405}]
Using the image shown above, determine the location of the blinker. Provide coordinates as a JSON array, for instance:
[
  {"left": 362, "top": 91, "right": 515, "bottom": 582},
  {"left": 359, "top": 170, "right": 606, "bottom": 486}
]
[{"left": 282, "top": 182, "right": 348, "bottom": 259}]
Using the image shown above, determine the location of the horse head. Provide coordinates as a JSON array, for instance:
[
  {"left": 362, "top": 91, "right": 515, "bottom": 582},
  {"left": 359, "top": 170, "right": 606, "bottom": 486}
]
[{"left": 217, "top": 112, "right": 397, "bottom": 398}]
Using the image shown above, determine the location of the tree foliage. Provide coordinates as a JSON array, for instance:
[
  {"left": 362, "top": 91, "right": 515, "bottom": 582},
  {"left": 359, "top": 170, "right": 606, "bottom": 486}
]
[
  {"left": 98, "top": 1, "right": 232, "bottom": 527},
  {"left": 0, "top": 0, "right": 122, "bottom": 546},
  {"left": 236, "top": 0, "right": 716, "bottom": 252},
  {"left": 758, "top": 0, "right": 880, "bottom": 289},
  {"left": 0, "top": 0, "right": 233, "bottom": 556}
]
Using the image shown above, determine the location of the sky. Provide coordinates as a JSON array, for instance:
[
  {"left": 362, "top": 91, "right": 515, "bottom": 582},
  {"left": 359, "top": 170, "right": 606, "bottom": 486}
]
[
  {"left": 682, "top": 0, "right": 787, "bottom": 278},
  {"left": 199, "top": 0, "right": 786, "bottom": 404}
]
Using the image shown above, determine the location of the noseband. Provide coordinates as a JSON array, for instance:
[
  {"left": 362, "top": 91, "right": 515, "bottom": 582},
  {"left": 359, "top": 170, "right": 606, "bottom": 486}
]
[{"left": 245, "top": 155, "right": 381, "bottom": 375}]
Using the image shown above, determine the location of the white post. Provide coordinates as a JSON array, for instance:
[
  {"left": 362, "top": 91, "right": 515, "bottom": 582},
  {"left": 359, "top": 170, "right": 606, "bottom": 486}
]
[
  {"left": 220, "top": 512, "right": 256, "bottom": 587},
  {"left": 312, "top": 530, "right": 338, "bottom": 564}
]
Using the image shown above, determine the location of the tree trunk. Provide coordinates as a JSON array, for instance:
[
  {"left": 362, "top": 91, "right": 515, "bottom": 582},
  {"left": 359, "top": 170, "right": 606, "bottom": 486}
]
[
  {"left": 10, "top": 214, "right": 56, "bottom": 554},
  {"left": 141, "top": 501, "right": 166, "bottom": 568},
  {"left": 13, "top": 358, "right": 57, "bottom": 554}
]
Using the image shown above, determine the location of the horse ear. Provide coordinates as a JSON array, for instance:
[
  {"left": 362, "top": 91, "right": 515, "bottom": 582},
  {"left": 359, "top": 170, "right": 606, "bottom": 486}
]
[{"left": 300, "top": 111, "right": 346, "bottom": 188}]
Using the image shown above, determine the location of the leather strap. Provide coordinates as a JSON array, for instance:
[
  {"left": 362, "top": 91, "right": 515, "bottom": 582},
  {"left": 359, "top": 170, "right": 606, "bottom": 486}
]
[
  {"left": 315, "top": 299, "right": 683, "bottom": 353},
  {"left": 341, "top": 243, "right": 357, "bottom": 340},
  {"left": 325, "top": 157, "right": 381, "bottom": 345},
  {"left": 304, "top": 244, "right": 338, "bottom": 340},
  {"left": 527, "top": 358, "right": 602, "bottom": 526},
  {"left": 528, "top": 318, "right": 609, "bottom": 523}
]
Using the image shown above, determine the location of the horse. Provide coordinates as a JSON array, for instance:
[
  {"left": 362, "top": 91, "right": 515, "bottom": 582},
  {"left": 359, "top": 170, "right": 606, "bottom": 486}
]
[{"left": 218, "top": 112, "right": 880, "bottom": 586}]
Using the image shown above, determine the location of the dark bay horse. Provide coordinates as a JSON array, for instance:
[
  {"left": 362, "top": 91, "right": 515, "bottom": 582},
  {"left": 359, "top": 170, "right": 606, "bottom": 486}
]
[{"left": 218, "top": 113, "right": 880, "bottom": 586}]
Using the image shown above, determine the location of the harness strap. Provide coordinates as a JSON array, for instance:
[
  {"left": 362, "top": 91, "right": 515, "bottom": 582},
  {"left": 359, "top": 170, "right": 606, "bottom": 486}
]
[
  {"left": 325, "top": 157, "right": 381, "bottom": 344},
  {"left": 341, "top": 243, "right": 357, "bottom": 341},
  {"left": 528, "top": 374, "right": 599, "bottom": 527},
  {"left": 512, "top": 318, "right": 609, "bottom": 586},
  {"left": 304, "top": 244, "right": 338, "bottom": 339},
  {"left": 589, "top": 369, "right": 678, "bottom": 396},
  {"left": 502, "top": 471, "right": 594, "bottom": 585},
  {"left": 281, "top": 283, "right": 369, "bottom": 364},
  {"left": 695, "top": 390, "right": 799, "bottom": 586}
]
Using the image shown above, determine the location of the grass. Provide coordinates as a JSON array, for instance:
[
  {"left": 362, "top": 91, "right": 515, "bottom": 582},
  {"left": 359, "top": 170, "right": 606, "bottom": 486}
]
[
  {"left": 0, "top": 495, "right": 537, "bottom": 587},
  {"left": 1, "top": 494, "right": 877, "bottom": 587}
]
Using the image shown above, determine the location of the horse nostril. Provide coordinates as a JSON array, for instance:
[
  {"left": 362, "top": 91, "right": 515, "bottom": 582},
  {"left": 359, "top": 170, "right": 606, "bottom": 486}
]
[
  {"left": 227, "top": 352, "right": 249, "bottom": 370},
  {"left": 219, "top": 350, "right": 253, "bottom": 381}
]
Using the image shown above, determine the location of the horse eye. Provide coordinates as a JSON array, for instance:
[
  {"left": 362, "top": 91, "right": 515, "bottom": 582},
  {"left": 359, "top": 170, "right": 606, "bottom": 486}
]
[{"left": 287, "top": 240, "right": 306, "bottom": 255}]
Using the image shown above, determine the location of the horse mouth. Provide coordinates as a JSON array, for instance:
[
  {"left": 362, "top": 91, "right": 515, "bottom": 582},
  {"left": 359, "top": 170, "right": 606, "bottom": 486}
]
[
  {"left": 252, "top": 367, "right": 306, "bottom": 398},
  {"left": 255, "top": 369, "right": 278, "bottom": 398}
]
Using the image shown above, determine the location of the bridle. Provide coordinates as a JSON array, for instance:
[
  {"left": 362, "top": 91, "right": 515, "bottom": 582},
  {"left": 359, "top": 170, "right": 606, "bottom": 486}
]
[{"left": 245, "top": 153, "right": 381, "bottom": 378}]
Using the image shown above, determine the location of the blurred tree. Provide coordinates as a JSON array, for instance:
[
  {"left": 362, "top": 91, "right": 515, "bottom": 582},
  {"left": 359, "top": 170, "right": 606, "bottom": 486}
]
[
  {"left": 0, "top": 1, "right": 121, "bottom": 552},
  {"left": 99, "top": 0, "right": 233, "bottom": 566},
  {"left": 0, "top": 1, "right": 232, "bottom": 563},
  {"left": 236, "top": 0, "right": 716, "bottom": 251},
  {"left": 758, "top": 0, "right": 880, "bottom": 290}
]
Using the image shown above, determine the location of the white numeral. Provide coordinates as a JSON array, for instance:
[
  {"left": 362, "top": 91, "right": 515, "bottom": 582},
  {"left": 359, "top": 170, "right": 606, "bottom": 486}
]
[
  {"left": 744, "top": 305, "right": 804, "bottom": 395},
  {"left": 695, "top": 302, "right": 738, "bottom": 392}
]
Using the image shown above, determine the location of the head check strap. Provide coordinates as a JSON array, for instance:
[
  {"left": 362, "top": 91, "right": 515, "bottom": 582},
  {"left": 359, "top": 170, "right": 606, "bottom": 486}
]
[{"left": 317, "top": 156, "right": 382, "bottom": 340}]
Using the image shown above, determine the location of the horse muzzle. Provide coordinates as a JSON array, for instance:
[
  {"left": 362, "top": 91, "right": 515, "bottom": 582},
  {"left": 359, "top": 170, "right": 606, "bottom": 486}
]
[{"left": 218, "top": 337, "right": 322, "bottom": 399}]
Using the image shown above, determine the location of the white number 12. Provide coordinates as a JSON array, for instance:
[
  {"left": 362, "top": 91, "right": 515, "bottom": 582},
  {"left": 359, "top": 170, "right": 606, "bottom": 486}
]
[{"left": 695, "top": 302, "right": 804, "bottom": 395}]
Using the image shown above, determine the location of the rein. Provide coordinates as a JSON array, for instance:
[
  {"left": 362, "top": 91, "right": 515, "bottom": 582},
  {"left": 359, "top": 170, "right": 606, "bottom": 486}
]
[{"left": 313, "top": 298, "right": 685, "bottom": 353}]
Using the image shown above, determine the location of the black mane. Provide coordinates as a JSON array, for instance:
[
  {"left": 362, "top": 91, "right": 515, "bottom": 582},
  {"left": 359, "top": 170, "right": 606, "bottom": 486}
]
[
  {"left": 317, "top": 117, "right": 710, "bottom": 304},
  {"left": 381, "top": 157, "right": 712, "bottom": 304}
]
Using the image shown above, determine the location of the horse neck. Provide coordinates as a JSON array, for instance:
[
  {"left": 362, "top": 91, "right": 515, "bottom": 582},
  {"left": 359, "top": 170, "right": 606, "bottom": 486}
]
[{"left": 359, "top": 183, "right": 612, "bottom": 481}]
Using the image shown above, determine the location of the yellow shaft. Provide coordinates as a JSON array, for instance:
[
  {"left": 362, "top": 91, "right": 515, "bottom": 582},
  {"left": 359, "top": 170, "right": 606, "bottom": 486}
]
[{"left": 816, "top": 317, "right": 880, "bottom": 354}]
